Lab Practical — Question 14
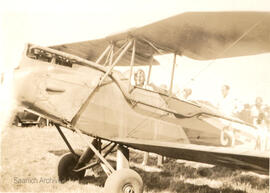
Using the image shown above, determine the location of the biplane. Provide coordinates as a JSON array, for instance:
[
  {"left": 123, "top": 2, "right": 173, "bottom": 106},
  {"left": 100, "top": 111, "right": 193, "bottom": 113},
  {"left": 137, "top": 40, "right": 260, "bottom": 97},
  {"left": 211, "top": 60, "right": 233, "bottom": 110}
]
[{"left": 12, "top": 11, "right": 270, "bottom": 193}]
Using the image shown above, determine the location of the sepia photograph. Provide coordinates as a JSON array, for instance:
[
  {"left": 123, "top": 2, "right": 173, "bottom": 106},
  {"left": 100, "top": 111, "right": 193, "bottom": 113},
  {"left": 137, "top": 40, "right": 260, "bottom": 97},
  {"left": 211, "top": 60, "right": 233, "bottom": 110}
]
[{"left": 0, "top": 0, "right": 270, "bottom": 192}]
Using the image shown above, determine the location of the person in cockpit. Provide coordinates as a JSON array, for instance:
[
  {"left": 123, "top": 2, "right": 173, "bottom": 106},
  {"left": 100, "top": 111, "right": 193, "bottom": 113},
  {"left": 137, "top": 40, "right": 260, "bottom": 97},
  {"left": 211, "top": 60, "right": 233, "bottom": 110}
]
[{"left": 134, "top": 69, "right": 145, "bottom": 88}]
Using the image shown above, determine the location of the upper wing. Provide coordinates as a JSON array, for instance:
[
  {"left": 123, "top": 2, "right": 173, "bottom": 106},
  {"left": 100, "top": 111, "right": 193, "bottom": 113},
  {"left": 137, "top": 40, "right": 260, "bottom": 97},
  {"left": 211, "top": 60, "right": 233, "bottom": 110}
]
[
  {"left": 130, "top": 11, "right": 270, "bottom": 60},
  {"left": 51, "top": 11, "right": 270, "bottom": 64},
  {"left": 50, "top": 37, "right": 160, "bottom": 66},
  {"left": 114, "top": 137, "right": 269, "bottom": 175}
]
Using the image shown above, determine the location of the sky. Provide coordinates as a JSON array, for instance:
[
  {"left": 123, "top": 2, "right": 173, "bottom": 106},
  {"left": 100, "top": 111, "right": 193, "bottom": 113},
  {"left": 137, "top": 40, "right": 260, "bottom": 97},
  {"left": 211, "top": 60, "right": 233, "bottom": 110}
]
[{"left": 0, "top": 0, "right": 270, "bottom": 106}]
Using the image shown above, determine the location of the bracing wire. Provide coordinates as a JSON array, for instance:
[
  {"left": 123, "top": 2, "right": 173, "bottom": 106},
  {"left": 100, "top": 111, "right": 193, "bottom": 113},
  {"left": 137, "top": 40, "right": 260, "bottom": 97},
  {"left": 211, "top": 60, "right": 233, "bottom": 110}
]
[{"left": 179, "top": 17, "right": 264, "bottom": 93}]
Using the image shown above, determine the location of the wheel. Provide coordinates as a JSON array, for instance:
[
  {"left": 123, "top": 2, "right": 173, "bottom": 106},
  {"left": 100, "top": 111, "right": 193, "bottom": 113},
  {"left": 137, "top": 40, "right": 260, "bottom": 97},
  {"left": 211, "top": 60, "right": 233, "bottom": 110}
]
[
  {"left": 57, "top": 152, "right": 85, "bottom": 183},
  {"left": 38, "top": 118, "right": 46, "bottom": 128},
  {"left": 104, "top": 169, "right": 143, "bottom": 193}
]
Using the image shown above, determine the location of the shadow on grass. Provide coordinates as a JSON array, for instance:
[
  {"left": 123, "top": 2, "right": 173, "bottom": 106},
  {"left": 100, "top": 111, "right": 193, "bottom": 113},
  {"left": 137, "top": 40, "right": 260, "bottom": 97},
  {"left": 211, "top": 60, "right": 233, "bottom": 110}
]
[
  {"left": 196, "top": 166, "right": 269, "bottom": 190},
  {"left": 77, "top": 163, "right": 247, "bottom": 193},
  {"left": 132, "top": 166, "right": 246, "bottom": 193}
]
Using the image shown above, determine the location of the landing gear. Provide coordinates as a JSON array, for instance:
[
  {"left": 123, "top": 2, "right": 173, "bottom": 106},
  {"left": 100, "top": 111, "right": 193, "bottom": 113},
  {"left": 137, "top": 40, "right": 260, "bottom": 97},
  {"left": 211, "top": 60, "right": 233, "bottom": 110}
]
[
  {"left": 104, "top": 145, "right": 143, "bottom": 193},
  {"left": 57, "top": 152, "right": 85, "bottom": 183},
  {"left": 54, "top": 125, "right": 144, "bottom": 191},
  {"left": 104, "top": 169, "right": 143, "bottom": 193}
]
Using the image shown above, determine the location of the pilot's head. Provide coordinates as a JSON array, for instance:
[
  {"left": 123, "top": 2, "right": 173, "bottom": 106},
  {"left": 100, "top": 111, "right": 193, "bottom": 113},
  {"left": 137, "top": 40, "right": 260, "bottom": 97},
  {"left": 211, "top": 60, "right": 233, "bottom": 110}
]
[{"left": 134, "top": 69, "right": 145, "bottom": 87}]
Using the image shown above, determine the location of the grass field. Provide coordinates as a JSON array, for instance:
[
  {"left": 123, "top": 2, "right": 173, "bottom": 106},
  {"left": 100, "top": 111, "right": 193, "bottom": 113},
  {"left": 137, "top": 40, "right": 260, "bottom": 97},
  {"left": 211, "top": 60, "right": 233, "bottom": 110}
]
[{"left": 1, "top": 126, "right": 269, "bottom": 193}]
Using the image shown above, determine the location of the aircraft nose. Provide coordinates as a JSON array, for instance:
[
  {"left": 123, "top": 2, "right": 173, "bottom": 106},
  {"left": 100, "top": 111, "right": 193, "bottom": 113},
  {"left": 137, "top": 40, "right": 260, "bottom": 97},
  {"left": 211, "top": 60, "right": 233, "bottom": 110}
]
[
  {"left": 0, "top": 64, "right": 46, "bottom": 127},
  {"left": 13, "top": 67, "right": 39, "bottom": 106}
]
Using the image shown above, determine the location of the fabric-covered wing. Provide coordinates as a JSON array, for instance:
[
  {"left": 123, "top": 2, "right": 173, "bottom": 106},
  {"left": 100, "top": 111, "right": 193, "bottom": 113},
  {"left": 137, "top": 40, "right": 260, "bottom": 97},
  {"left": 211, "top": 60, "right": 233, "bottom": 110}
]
[
  {"left": 51, "top": 11, "right": 270, "bottom": 64},
  {"left": 113, "top": 138, "right": 269, "bottom": 175},
  {"left": 109, "top": 11, "right": 270, "bottom": 60}
]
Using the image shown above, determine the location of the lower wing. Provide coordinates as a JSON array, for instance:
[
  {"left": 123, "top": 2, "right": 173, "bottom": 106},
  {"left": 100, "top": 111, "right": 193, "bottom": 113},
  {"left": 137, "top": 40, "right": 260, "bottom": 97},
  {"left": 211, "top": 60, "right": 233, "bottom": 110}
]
[{"left": 112, "top": 137, "right": 269, "bottom": 175}]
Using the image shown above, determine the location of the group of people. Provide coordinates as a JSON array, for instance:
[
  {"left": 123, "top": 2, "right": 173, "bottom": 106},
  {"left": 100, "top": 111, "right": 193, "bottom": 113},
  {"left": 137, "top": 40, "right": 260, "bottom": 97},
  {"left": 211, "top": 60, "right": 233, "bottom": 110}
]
[
  {"left": 236, "top": 96, "right": 270, "bottom": 151},
  {"left": 215, "top": 85, "right": 269, "bottom": 125},
  {"left": 212, "top": 84, "right": 269, "bottom": 150},
  {"left": 179, "top": 83, "right": 270, "bottom": 136}
]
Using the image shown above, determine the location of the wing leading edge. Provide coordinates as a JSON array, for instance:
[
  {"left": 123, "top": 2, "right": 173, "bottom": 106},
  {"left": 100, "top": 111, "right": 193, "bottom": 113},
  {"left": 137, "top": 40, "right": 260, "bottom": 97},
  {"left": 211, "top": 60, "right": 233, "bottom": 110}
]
[
  {"left": 51, "top": 11, "right": 270, "bottom": 65},
  {"left": 113, "top": 138, "right": 269, "bottom": 175}
]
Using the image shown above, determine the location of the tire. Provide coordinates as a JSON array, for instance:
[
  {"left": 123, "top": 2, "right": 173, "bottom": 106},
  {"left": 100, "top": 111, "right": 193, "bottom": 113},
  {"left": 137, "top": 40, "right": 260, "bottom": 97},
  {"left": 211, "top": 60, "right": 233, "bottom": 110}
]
[
  {"left": 104, "top": 169, "right": 143, "bottom": 193},
  {"left": 57, "top": 152, "right": 85, "bottom": 183}
]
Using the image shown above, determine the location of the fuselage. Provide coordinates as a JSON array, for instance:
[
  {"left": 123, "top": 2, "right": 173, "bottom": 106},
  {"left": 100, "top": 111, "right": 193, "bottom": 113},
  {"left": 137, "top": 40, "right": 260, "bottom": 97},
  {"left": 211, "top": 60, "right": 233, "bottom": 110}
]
[{"left": 13, "top": 44, "right": 251, "bottom": 148}]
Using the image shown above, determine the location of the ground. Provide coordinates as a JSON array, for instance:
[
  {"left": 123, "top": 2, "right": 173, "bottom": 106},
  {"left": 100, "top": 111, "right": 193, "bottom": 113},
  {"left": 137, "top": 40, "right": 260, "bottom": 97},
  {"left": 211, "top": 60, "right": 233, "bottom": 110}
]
[{"left": 0, "top": 126, "right": 269, "bottom": 193}]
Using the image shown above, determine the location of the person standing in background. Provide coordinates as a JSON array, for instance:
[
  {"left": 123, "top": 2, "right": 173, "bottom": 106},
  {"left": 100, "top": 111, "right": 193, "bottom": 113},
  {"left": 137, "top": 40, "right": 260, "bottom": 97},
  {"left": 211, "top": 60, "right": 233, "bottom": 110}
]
[
  {"left": 237, "top": 103, "right": 253, "bottom": 124},
  {"left": 251, "top": 97, "right": 268, "bottom": 151},
  {"left": 216, "top": 85, "right": 236, "bottom": 116},
  {"left": 251, "top": 97, "right": 264, "bottom": 126},
  {"left": 216, "top": 84, "right": 236, "bottom": 147},
  {"left": 264, "top": 105, "right": 270, "bottom": 129}
]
